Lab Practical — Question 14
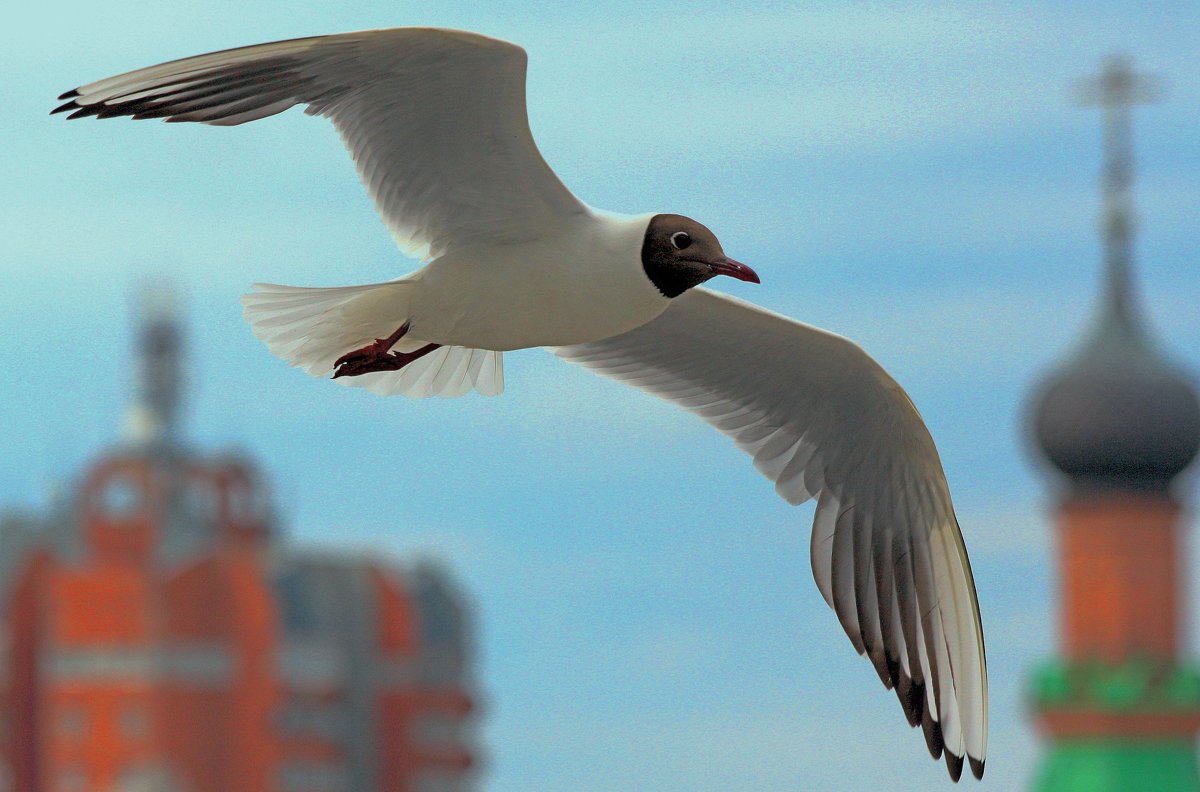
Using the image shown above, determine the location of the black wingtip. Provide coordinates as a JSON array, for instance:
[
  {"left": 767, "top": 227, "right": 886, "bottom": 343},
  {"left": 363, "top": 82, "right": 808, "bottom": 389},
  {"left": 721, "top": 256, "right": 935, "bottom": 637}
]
[
  {"left": 945, "top": 751, "right": 964, "bottom": 782},
  {"left": 969, "top": 756, "right": 985, "bottom": 780},
  {"left": 885, "top": 655, "right": 901, "bottom": 690},
  {"left": 922, "top": 703, "right": 944, "bottom": 760},
  {"left": 57, "top": 88, "right": 80, "bottom": 100},
  {"left": 65, "top": 105, "right": 103, "bottom": 120},
  {"left": 50, "top": 100, "right": 78, "bottom": 116},
  {"left": 895, "top": 677, "right": 922, "bottom": 728},
  {"left": 870, "top": 651, "right": 894, "bottom": 690}
]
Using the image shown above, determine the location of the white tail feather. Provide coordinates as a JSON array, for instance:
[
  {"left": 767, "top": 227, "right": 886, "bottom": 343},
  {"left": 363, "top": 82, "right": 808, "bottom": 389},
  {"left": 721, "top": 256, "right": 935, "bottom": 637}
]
[{"left": 241, "top": 282, "right": 504, "bottom": 398}]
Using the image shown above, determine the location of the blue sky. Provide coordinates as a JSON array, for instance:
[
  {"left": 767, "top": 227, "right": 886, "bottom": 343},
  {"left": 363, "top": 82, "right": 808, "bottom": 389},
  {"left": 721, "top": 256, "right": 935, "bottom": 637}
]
[{"left": 4, "top": 1, "right": 1200, "bottom": 789}]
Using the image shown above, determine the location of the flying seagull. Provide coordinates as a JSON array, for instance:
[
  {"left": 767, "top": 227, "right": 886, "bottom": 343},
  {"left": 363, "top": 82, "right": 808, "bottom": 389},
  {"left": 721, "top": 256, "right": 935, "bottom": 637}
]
[{"left": 54, "top": 27, "right": 986, "bottom": 780}]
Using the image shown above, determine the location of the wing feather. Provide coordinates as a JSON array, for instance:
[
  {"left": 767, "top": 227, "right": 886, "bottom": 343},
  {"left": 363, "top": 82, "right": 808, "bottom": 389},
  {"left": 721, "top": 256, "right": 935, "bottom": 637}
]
[
  {"left": 556, "top": 288, "right": 987, "bottom": 779},
  {"left": 54, "top": 28, "right": 587, "bottom": 260}
]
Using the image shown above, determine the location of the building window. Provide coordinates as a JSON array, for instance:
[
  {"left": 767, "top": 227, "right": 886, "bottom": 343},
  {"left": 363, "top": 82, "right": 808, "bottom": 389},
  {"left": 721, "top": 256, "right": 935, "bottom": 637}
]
[
  {"left": 57, "top": 708, "right": 85, "bottom": 739},
  {"left": 119, "top": 707, "right": 149, "bottom": 739},
  {"left": 182, "top": 481, "right": 218, "bottom": 525},
  {"left": 227, "top": 480, "right": 265, "bottom": 523},
  {"left": 277, "top": 762, "right": 348, "bottom": 792},
  {"left": 100, "top": 475, "right": 142, "bottom": 519},
  {"left": 413, "top": 770, "right": 466, "bottom": 792},
  {"left": 57, "top": 767, "right": 86, "bottom": 792},
  {"left": 276, "top": 704, "right": 343, "bottom": 738},
  {"left": 116, "top": 764, "right": 186, "bottom": 792},
  {"left": 411, "top": 714, "right": 466, "bottom": 748}
]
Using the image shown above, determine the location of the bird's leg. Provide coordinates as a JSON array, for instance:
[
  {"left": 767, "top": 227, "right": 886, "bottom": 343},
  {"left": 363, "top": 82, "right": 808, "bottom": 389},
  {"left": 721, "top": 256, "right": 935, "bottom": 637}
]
[
  {"left": 332, "top": 322, "right": 441, "bottom": 379},
  {"left": 335, "top": 322, "right": 412, "bottom": 366},
  {"left": 332, "top": 342, "right": 441, "bottom": 378}
]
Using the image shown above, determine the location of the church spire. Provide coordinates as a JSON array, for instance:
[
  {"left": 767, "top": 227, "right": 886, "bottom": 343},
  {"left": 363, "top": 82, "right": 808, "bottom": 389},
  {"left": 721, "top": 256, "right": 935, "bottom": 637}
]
[
  {"left": 1030, "top": 55, "right": 1198, "bottom": 493},
  {"left": 122, "top": 283, "right": 185, "bottom": 448},
  {"left": 1074, "top": 55, "right": 1159, "bottom": 330}
]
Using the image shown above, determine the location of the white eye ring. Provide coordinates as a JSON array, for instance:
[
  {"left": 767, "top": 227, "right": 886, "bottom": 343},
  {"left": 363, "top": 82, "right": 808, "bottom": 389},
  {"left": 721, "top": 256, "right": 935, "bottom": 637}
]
[{"left": 670, "top": 231, "right": 693, "bottom": 250}]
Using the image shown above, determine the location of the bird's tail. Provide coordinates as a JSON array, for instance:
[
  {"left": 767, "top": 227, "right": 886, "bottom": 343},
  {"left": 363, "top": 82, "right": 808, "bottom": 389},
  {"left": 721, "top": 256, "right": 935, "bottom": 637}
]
[{"left": 241, "top": 281, "right": 504, "bottom": 398}]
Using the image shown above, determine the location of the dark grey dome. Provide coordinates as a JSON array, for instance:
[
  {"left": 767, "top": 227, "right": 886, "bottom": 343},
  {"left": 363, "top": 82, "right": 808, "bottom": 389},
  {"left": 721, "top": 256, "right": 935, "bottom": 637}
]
[
  {"left": 1032, "top": 312, "right": 1200, "bottom": 491},
  {"left": 1031, "top": 54, "right": 1200, "bottom": 492}
]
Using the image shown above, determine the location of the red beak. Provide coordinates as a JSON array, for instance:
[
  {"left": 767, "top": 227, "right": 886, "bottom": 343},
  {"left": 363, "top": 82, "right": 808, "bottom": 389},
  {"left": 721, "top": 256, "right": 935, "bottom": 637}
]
[{"left": 711, "top": 257, "right": 761, "bottom": 284}]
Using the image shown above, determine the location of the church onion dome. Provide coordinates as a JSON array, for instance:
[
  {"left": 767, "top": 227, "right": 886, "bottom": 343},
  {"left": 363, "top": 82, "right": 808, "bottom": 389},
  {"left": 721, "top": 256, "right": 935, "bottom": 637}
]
[
  {"left": 1032, "top": 306, "right": 1200, "bottom": 492},
  {"left": 1030, "top": 55, "right": 1200, "bottom": 493}
]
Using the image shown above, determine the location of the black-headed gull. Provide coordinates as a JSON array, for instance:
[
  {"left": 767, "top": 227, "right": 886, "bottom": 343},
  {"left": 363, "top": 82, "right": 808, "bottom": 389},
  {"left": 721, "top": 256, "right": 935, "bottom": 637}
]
[{"left": 55, "top": 27, "right": 986, "bottom": 780}]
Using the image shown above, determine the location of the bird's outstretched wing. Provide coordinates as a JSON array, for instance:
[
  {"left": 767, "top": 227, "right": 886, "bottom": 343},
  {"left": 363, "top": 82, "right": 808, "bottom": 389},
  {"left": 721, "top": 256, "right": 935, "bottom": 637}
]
[
  {"left": 54, "top": 28, "right": 587, "bottom": 260},
  {"left": 557, "top": 288, "right": 987, "bottom": 781}
]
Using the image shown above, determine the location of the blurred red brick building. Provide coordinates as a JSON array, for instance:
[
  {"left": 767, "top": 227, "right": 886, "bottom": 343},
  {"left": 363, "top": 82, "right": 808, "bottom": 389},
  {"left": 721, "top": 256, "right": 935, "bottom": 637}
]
[{"left": 0, "top": 291, "right": 477, "bottom": 792}]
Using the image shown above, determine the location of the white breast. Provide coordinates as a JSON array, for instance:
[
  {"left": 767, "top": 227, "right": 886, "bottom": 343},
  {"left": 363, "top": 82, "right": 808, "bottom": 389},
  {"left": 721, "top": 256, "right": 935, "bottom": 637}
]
[{"left": 407, "top": 210, "right": 671, "bottom": 351}]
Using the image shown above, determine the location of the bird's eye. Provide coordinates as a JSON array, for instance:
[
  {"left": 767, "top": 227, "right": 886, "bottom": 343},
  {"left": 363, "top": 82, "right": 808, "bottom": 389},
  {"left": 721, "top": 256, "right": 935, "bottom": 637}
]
[{"left": 670, "top": 231, "right": 692, "bottom": 250}]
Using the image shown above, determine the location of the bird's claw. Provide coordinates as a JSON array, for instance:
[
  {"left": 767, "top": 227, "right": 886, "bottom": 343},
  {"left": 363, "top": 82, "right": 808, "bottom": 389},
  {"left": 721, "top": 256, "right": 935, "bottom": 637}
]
[
  {"left": 332, "top": 322, "right": 416, "bottom": 377},
  {"left": 332, "top": 350, "right": 404, "bottom": 379},
  {"left": 334, "top": 336, "right": 396, "bottom": 370},
  {"left": 332, "top": 335, "right": 441, "bottom": 380}
]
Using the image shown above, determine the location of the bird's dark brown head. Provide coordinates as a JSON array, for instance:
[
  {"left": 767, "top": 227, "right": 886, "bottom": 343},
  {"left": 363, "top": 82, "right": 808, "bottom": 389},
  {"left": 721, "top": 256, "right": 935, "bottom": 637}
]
[{"left": 641, "top": 214, "right": 760, "bottom": 298}]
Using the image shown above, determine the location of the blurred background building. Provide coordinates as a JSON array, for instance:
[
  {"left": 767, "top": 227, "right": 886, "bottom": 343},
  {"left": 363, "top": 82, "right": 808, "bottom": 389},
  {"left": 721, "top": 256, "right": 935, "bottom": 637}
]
[
  {"left": 1026, "top": 57, "right": 1200, "bottom": 791},
  {"left": 0, "top": 289, "right": 478, "bottom": 792}
]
